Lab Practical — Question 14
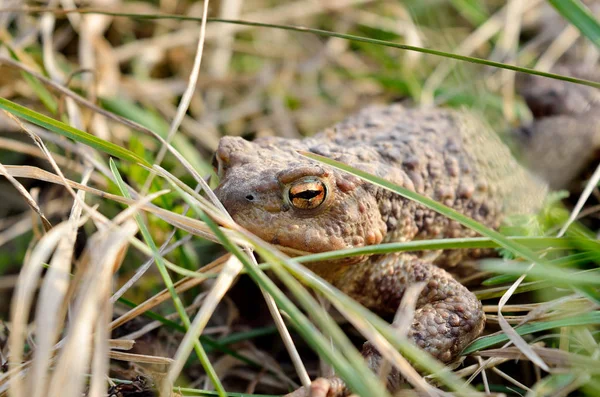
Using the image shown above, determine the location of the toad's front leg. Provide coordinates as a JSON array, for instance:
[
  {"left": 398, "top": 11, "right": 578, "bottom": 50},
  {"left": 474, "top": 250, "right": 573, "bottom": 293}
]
[{"left": 287, "top": 254, "right": 485, "bottom": 397}]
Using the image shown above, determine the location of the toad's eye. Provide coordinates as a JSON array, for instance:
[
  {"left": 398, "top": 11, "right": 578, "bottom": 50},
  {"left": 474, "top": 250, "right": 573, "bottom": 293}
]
[{"left": 288, "top": 178, "right": 327, "bottom": 210}]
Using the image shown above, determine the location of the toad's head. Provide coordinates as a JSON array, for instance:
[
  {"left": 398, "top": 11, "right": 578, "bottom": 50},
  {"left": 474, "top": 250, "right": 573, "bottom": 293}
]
[{"left": 213, "top": 136, "right": 387, "bottom": 257}]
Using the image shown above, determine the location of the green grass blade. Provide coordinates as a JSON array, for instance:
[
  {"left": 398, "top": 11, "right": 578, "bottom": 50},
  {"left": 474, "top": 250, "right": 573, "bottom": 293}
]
[
  {"left": 109, "top": 159, "right": 227, "bottom": 397},
  {"left": 20, "top": 8, "right": 600, "bottom": 89},
  {"left": 301, "top": 152, "right": 546, "bottom": 266},
  {"left": 549, "top": 0, "right": 600, "bottom": 48},
  {"left": 481, "top": 273, "right": 522, "bottom": 286},
  {"left": 476, "top": 278, "right": 558, "bottom": 299},
  {"left": 221, "top": 229, "right": 476, "bottom": 393},
  {"left": 482, "top": 251, "right": 600, "bottom": 286},
  {"left": 574, "top": 285, "right": 600, "bottom": 305},
  {"left": 449, "top": 0, "right": 488, "bottom": 25},
  {"left": 256, "top": 247, "right": 476, "bottom": 395},
  {"left": 101, "top": 97, "right": 215, "bottom": 179},
  {"left": 117, "top": 297, "right": 270, "bottom": 370},
  {"left": 0, "top": 97, "right": 150, "bottom": 166},
  {"left": 462, "top": 311, "right": 600, "bottom": 354},
  {"left": 202, "top": 217, "right": 390, "bottom": 396},
  {"left": 206, "top": 326, "right": 278, "bottom": 352},
  {"left": 262, "top": 244, "right": 477, "bottom": 394},
  {"left": 296, "top": 236, "right": 583, "bottom": 264},
  {"left": 18, "top": 73, "right": 59, "bottom": 115},
  {"left": 172, "top": 389, "right": 280, "bottom": 397},
  {"left": 3, "top": 46, "right": 58, "bottom": 114},
  {"left": 480, "top": 260, "right": 600, "bottom": 286}
]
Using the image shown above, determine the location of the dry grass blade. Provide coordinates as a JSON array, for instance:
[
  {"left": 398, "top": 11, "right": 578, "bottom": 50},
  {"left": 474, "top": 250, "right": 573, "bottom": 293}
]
[
  {"left": 370, "top": 282, "right": 431, "bottom": 393},
  {"left": 8, "top": 222, "right": 71, "bottom": 397},
  {"left": 0, "top": 215, "right": 35, "bottom": 249},
  {"left": 46, "top": 220, "right": 138, "bottom": 397},
  {"left": 111, "top": 177, "right": 203, "bottom": 303},
  {"left": 478, "top": 346, "right": 600, "bottom": 371},
  {"left": 490, "top": 366, "right": 532, "bottom": 392},
  {"left": 0, "top": 137, "right": 106, "bottom": 186},
  {"left": 497, "top": 0, "right": 523, "bottom": 122},
  {"left": 519, "top": 295, "right": 584, "bottom": 324},
  {"left": 30, "top": 170, "right": 91, "bottom": 397},
  {"left": 257, "top": 278, "right": 312, "bottom": 389},
  {"left": 108, "top": 339, "right": 135, "bottom": 351},
  {"left": 320, "top": 282, "right": 452, "bottom": 396},
  {"left": 375, "top": 282, "right": 445, "bottom": 396},
  {"left": 233, "top": 224, "right": 474, "bottom": 394},
  {"left": 475, "top": 162, "right": 600, "bottom": 383},
  {"left": 90, "top": 296, "right": 110, "bottom": 397},
  {"left": 164, "top": 255, "right": 243, "bottom": 395},
  {"left": 0, "top": 57, "right": 203, "bottom": 192},
  {"left": 114, "top": 297, "right": 208, "bottom": 342},
  {"left": 456, "top": 356, "right": 511, "bottom": 385},
  {"left": 0, "top": 55, "right": 159, "bottom": 139},
  {"left": 2, "top": 111, "right": 108, "bottom": 228},
  {"left": 111, "top": 233, "right": 192, "bottom": 303},
  {"left": 558, "top": 162, "right": 600, "bottom": 237},
  {"left": 110, "top": 252, "right": 226, "bottom": 332},
  {"left": 476, "top": 357, "right": 490, "bottom": 394},
  {"left": 108, "top": 351, "right": 173, "bottom": 365},
  {"left": 535, "top": 24, "right": 581, "bottom": 70},
  {"left": 110, "top": 158, "right": 227, "bottom": 396},
  {"left": 495, "top": 162, "right": 600, "bottom": 372},
  {"left": 144, "top": 0, "right": 210, "bottom": 194},
  {"left": 496, "top": 270, "right": 550, "bottom": 372},
  {"left": 0, "top": 165, "right": 249, "bottom": 246},
  {"left": 0, "top": 162, "right": 52, "bottom": 232},
  {"left": 421, "top": 0, "right": 543, "bottom": 105},
  {"left": 108, "top": 0, "right": 375, "bottom": 62},
  {"left": 9, "top": 6, "right": 598, "bottom": 89},
  {"left": 110, "top": 189, "right": 172, "bottom": 228},
  {"left": 205, "top": 0, "right": 243, "bottom": 111}
]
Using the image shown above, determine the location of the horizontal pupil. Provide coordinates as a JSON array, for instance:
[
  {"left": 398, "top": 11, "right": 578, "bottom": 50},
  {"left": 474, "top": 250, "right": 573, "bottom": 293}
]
[{"left": 291, "top": 189, "right": 322, "bottom": 200}]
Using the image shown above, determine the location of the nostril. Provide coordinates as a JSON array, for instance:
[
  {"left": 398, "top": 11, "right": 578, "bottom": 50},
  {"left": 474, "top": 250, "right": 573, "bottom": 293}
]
[{"left": 245, "top": 194, "right": 254, "bottom": 201}]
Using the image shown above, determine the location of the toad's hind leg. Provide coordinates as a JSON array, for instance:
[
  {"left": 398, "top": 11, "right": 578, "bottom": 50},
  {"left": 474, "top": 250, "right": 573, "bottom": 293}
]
[
  {"left": 285, "top": 255, "right": 485, "bottom": 396},
  {"left": 346, "top": 254, "right": 484, "bottom": 393}
]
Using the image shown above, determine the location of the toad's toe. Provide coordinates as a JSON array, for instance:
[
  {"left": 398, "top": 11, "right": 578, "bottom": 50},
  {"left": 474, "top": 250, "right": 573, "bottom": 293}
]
[{"left": 284, "top": 377, "right": 350, "bottom": 397}]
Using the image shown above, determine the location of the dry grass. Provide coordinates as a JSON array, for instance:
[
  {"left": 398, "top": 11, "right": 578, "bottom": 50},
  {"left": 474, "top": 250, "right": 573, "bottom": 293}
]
[{"left": 0, "top": 0, "right": 599, "bottom": 396}]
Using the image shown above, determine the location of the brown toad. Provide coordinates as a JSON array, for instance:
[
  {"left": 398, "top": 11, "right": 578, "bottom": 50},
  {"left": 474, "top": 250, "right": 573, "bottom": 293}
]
[{"left": 213, "top": 65, "right": 598, "bottom": 396}]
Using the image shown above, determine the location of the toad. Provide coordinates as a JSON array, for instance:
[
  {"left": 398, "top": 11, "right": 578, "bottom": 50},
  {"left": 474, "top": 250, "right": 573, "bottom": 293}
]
[{"left": 213, "top": 65, "right": 599, "bottom": 396}]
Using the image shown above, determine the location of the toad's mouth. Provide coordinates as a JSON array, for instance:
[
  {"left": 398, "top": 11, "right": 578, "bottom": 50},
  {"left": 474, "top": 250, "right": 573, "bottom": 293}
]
[
  {"left": 271, "top": 244, "right": 368, "bottom": 267},
  {"left": 273, "top": 244, "right": 312, "bottom": 257}
]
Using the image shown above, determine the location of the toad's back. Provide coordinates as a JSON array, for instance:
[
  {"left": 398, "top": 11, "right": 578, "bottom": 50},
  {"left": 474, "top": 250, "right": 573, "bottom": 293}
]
[{"left": 303, "top": 105, "right": 547, "bottom": 242}]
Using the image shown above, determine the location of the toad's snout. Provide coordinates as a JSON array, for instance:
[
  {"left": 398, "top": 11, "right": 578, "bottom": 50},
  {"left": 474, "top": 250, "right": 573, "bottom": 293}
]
[{"left": 214, "top": 184, "right": 254, "bottom": 218}]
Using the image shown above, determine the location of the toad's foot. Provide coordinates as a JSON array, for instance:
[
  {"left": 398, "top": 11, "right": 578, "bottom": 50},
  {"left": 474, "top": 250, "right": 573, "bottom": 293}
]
[
  {"left": 284, "top": 377, "right": 353, "bottom": 397},
  {"left": 286, "top": 254, "right": 485, "bottom": 396}
]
